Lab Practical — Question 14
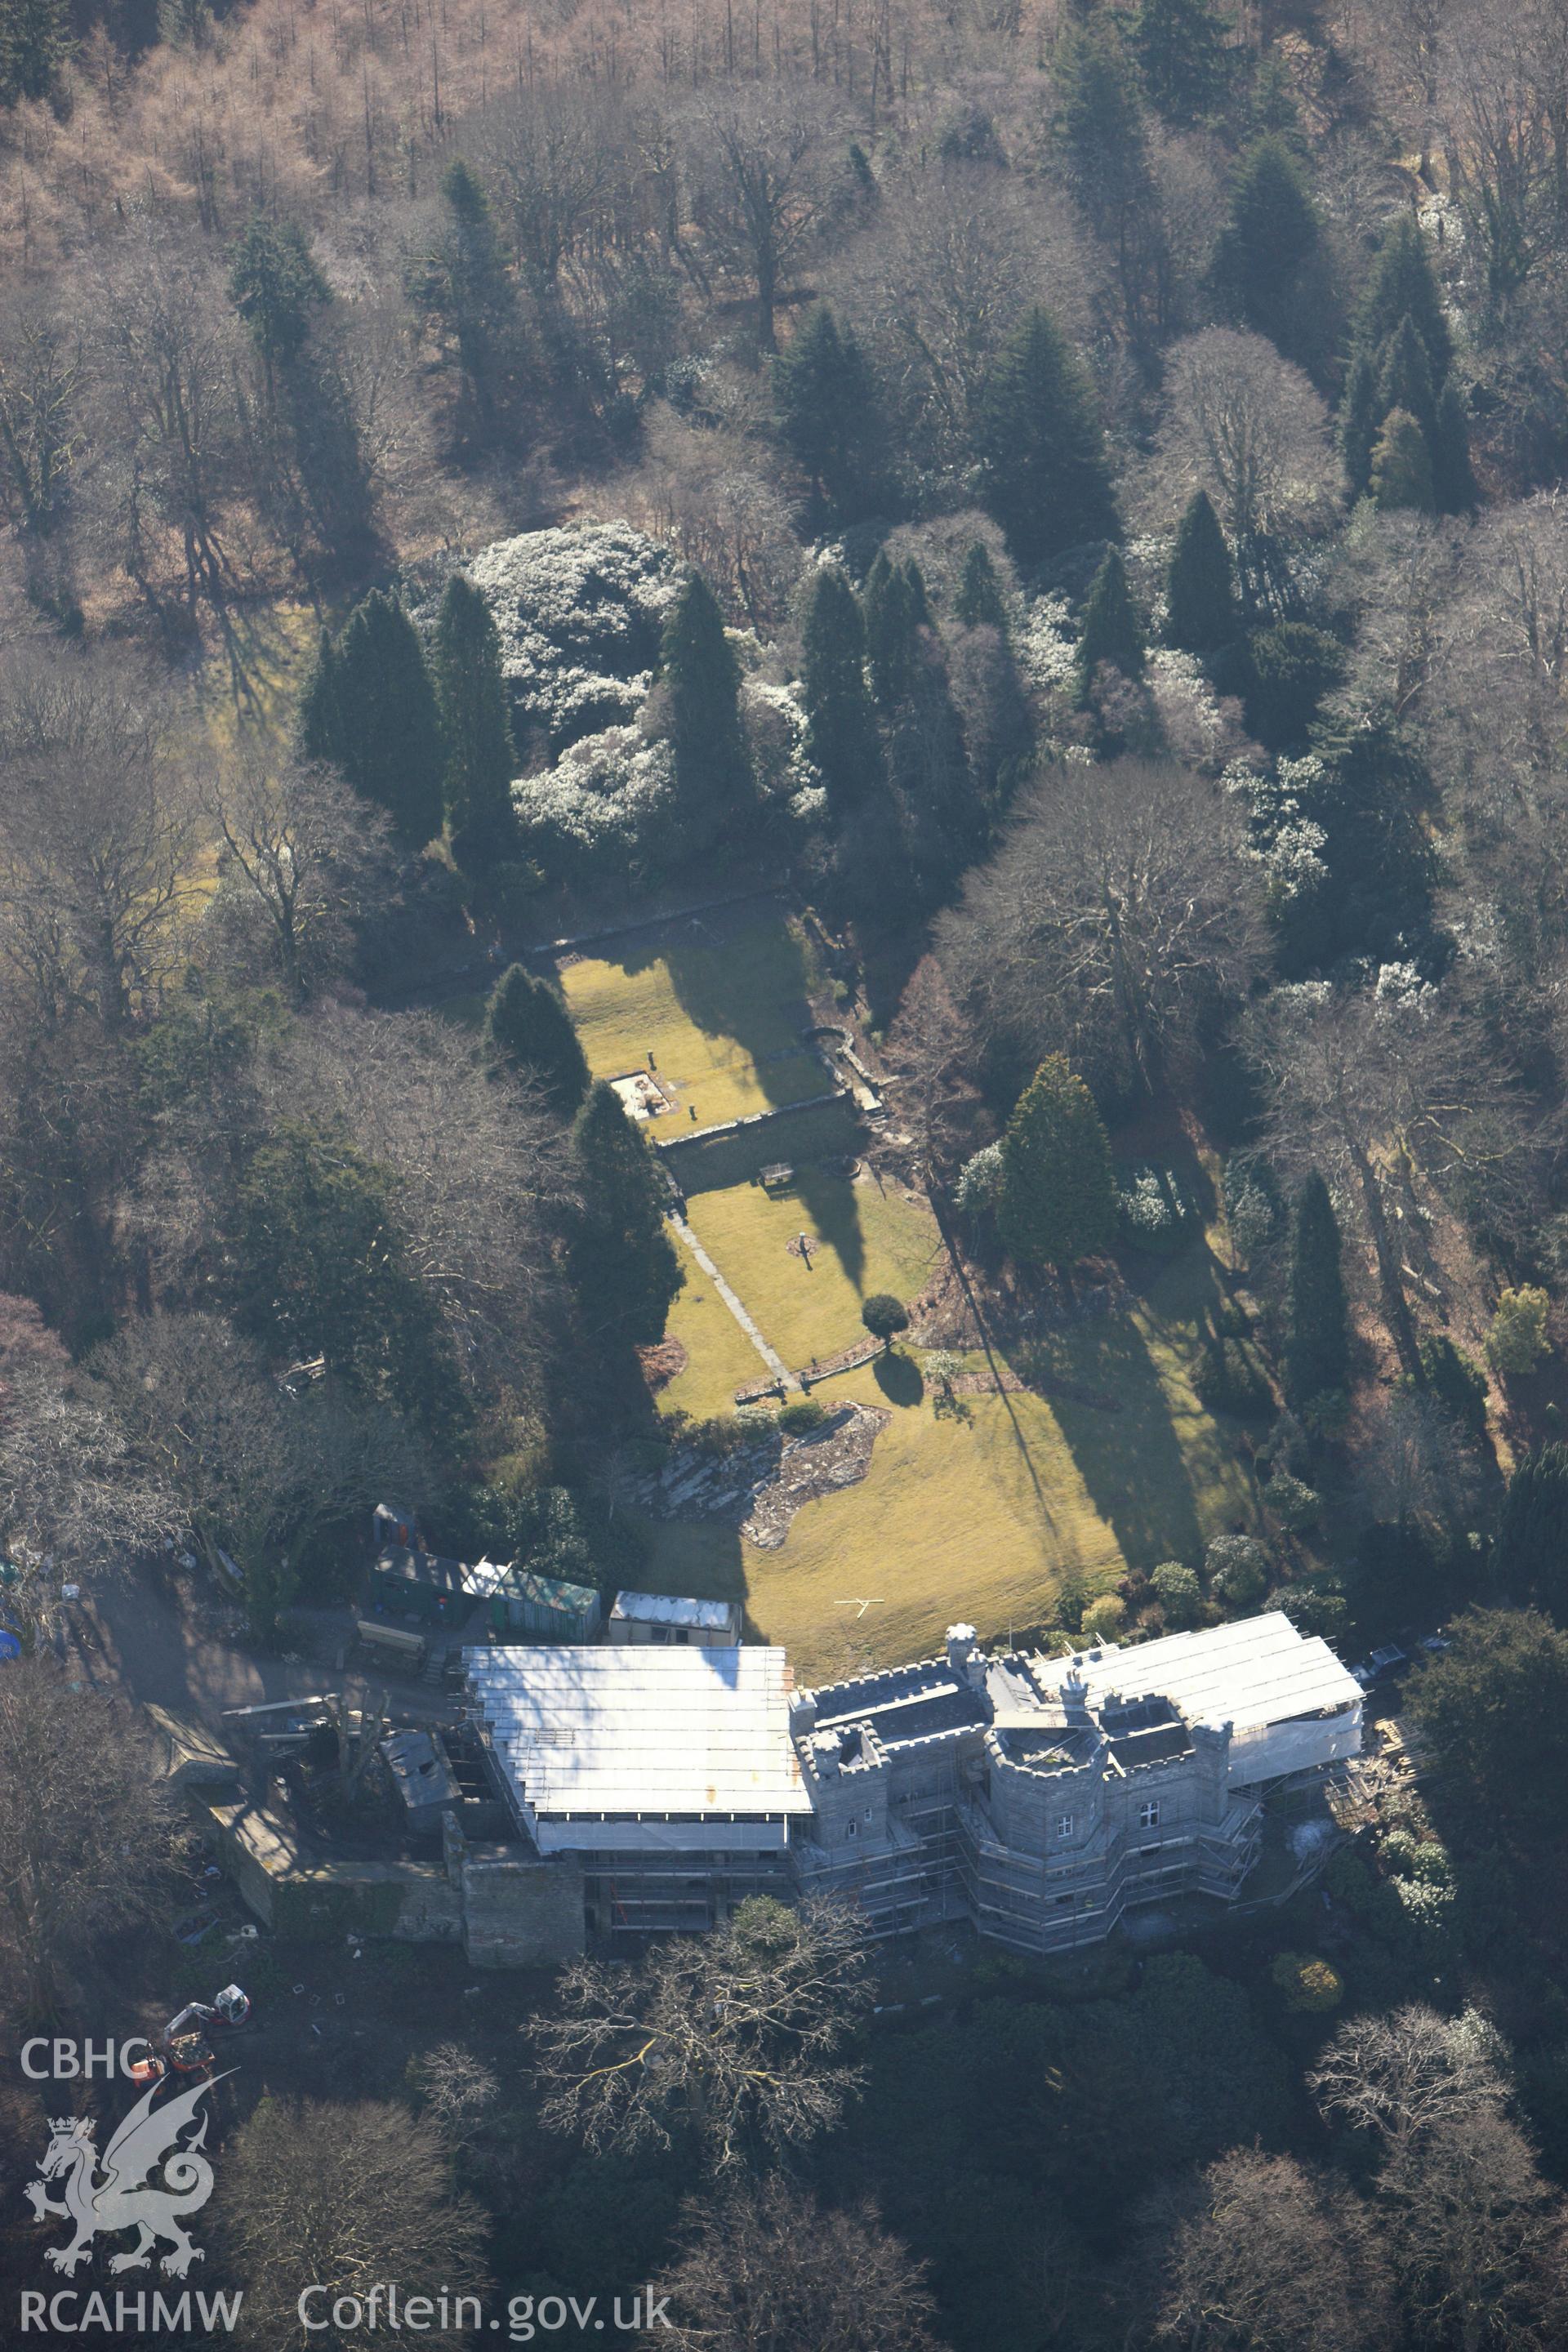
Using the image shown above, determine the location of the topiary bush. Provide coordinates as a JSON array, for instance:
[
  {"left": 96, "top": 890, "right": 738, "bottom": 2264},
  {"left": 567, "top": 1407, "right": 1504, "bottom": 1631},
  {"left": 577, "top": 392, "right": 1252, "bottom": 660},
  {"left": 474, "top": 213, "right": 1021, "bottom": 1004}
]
[{"left": 1205, "top": 1534, "right": 1272, "bottom": 1606}]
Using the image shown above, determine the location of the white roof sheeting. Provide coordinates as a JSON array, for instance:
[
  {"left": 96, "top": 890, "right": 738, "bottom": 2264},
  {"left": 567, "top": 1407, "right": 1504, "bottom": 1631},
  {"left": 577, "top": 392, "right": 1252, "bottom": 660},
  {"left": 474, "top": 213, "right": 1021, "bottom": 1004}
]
[
  {"left": 1013, "top": 1612, "right": 1362, "bottom": 1789},
  {"left": 465, "top": 1646, "right": 810, "bottom": 1821},
  {"left": 609, "top": 1590, "right": 740, "bottom": 1631},
  {"left": 1048, "top": 1612, "right": 1361, "bottom": 1728}
]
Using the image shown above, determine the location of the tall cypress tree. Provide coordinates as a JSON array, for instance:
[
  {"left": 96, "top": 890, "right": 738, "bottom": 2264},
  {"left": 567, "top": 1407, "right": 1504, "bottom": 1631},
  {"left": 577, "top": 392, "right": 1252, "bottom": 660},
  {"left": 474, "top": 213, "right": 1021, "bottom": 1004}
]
[
  {"left": 862, "top": 555, "right": 920, "bottom": 707},
  {"left": 1285, "top": 1171, "right": 1349, "bottom": 1410},
  {"left": 570, "top": 1082, "right": 682, "bottom": 1347},
  {"left": 1165, "top": 490, "right": 1237, "bottom": 654},
  {"left": 802, "top": 565, "right": 879, "bottom": 816},
  {"left": 1210, "top": 136, "right": 1321, "bottom": 363},
  {"left": 324, "top": 591, "right": 446, "bottom": 846},
  {"left": 1076, "top": 546, "right": 1145, "bottom": 701},
  {"left": 955, "top": 543, "right": 1008, "bottom": 630},
  {"left": 1132, "top": 0, "right": 1229, "bottom": 124},
  {"left": 657, "top": 572, "right": 752, "bottom": 845},
  {"left": 1351, "top": 213, "right": 1453, "bottom": 383},
  {"left": 1339, "top": 216, "right": 1469, "bottom": 514},
  {"left": 1376, "top": 314, "right": 1438, "bottom": 446},
  {"left": 1339, "top": 347, "right": 1383, "bottom": 499},
  {"left": 485, "top": 964, "right": 590, "bottom": 1114},
  {"left": 772, "top": 306, "right": 884, "bottom": 525},
  {"left": 998, "top": 1056, "right": 1116, "bottom": 1270},
  {"left": 1058, "top": 15, "right": 1152, "bottom": 242},
  {"left": 1433, "top": 377, "right": 1478, "bottom": 514},
  {"left": 973, "top": 307, "right": 1118, "bottom": 569},
  {"left": 431, "top": 573, "right": 517, "bottom": 867}
]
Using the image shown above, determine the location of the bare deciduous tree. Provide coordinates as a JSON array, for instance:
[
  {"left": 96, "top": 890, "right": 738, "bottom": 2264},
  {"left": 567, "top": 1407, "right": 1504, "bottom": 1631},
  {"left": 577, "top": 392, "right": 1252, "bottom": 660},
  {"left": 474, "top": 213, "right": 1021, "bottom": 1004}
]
[
  {"left": 1382, "top": 2106, "right": 1568, "bottom": 2351},
  {"left": 203, "top": 751, "right": 397, "bottom": 1004},
  {"left": 648, "top": 2175, "right": 947, "bottom": 2352},
  {"left": 528, "top": 1895, "right": 874, "bottom": 2168},
  {"left": 83, "top": 221, "right": 244, "bottom": 628},
  {"left": 680, "top": 84, "right": 850, "bottom": 353},
  {"left": 1146, "top": 329, "right": 1342, "bottom": 607},
  {"left": 218, "top": 2097, "right": 490, "bottom": 2349},
  {"left": 1247, "top": 976, "right": 1531, "bottom": 1376},
  {"left": 1309, "top": 2003, "right": 1512, "bottom": 2158},
  {"left": 938, "top": 758, "right": 1267, "bottom": 1101},
  {"left": 0, "top": 1654, "right": 182, "bottom": 2016},
  {"left": 84, "top": 1312, "right": 429, "bottom": 1637},
  {"left": 831, "top": 167, "right": 1090, "bottom": 482},
  {"left": 1147, "top": 2149, "right": 1392, "bottom": 2352},
  {"left": 0, "top": 648, "right": 199, "bottom": 1031}
]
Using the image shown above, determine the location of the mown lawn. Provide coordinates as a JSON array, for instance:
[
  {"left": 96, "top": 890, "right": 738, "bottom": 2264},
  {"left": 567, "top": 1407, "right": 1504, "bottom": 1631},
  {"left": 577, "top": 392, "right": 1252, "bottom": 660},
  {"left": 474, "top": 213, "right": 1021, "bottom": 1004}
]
[
  {"left": 639, "top": 1241, "right": 1263, "bottom": 1682},
  {"left": 657, "top": 1227, "right": 775, "bottom": 1420},
  {"left": 557, "top": 902, "right": 826, "bottom": 1126},
  {"left": 684, "top": 1174, "right": 942, "bottom": 1374}
]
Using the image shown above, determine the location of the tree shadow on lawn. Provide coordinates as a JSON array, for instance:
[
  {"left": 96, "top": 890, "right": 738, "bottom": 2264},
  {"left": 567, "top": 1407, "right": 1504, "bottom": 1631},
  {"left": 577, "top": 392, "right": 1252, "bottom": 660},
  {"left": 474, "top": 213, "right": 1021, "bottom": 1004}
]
[
  {"left": 1025, "top": 1310, "right": 1207, "bottom": 1572},
  {"left": 608, "top": 898, "right": 817, "bottom": 1112},
  {"left": 874, "top": 1351, "right": 925, "bottom": 1407}
]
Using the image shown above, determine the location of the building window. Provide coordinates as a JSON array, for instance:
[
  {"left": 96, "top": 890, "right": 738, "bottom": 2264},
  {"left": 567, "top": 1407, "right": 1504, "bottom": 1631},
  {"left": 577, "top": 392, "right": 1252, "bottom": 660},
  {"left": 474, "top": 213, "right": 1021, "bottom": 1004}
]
[
  {"left": 1138, "top": 1801, "right": 1160, "bottom": 1829},
  {"left": 1056, "top": 1814, "right": 1074, "bottom": 1838}
]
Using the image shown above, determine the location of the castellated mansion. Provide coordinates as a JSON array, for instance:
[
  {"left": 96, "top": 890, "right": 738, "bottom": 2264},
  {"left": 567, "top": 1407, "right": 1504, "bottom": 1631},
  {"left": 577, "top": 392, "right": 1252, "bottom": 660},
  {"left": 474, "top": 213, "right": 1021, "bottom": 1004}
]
[
  {"left": 792, "top": 1614, "right": 1363, "bottom": 1952},
  {"left": 465, "top": 1610, "right": 1365, "bottom": 1953}
]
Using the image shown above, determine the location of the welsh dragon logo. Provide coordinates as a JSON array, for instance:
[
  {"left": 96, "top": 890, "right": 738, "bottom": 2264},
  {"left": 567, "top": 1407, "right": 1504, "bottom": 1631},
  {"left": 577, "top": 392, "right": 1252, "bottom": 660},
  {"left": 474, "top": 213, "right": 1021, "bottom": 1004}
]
[{"left": 24, "top": 2071, "right": 232, "bottom": 2278}]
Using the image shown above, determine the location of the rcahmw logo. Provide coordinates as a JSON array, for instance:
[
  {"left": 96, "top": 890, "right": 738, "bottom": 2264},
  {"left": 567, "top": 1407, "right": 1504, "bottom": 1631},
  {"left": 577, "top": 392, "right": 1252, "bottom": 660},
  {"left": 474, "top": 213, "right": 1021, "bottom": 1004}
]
[{"left": 18, "top": 2036, "right": 242, "bottom": 2333}]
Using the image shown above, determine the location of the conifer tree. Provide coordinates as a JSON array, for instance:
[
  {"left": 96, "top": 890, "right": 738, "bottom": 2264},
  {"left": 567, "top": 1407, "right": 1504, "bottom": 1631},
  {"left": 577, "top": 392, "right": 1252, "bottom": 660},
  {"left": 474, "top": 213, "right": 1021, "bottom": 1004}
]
[
  {"left": 1285, "top": 1171, "right": 1349, "bottom": 1411},
  {"left": 569, "top": 1082, "right": 682, "bottom": 1347},
  {"left": 1076, "top": 546, "right": 1145, "bottom": 701},
  {"left": 657, "top": 572, "right": 752, "bottom": 845},
  {"left": 1165, "top": 490, "right": 1237, "bottom": 654},
  {"left": 0, "top": 0, "right": 70, "bottom": 103},
  {"left": 431, "top": 573, "right": 517, "bottom": 867},
  {"left": 1433, "top": 378, "right": 1478, "bottom": 514},
  {"left": 484, "top": 964, "right": 590, "bottom": 1114},
  {"left": 1498, "top": 1446, "right": 1568, "bottom": 1613},
  {"left": 1376, "top": 314, "right": 1438, "bottom": 445},
  {"left": 862, "top": 555, "right": 919, "bottom": 707},
  {"left": 1058, "top": 16, "right": 1152, "bottom": 243},
  {"left": 1370, "top": 408, "right": 1435, "bottom": 514},
  {"left": 772, "top": 307, "right": 883, "bottom": 525},
  {"left": 1351, "top": 213, "right": 1453, "bottom": 383},
  {"left": 406, "top": 160, "right": 524, "bottom": 447},
  {"left": 1339, "top": 216, "right": 1470, "bottom": 514},
  {"left": 320, "top": 592, "right": 446, "bottom": 846},
  {"left": 1210, "top": 136, "right": 1321, "bottom": 362},
  {"left": 973, "top": 308, "right": 1118, "bottom": 569},
  {"left": 1133, "top": 0, "right": 1230, "bottom": 124},
  {"left": 297, "top": 629, "right": 346, "bottom": 767},
  {"left": 955, "top": 543, "right": 1008, "bottom": 631},
  {"left": 997, "top": 1057, "right": 1116, "bottom": 1269},
  {"left": 801, "top": 566, "right": 879, "bottom": 816},
  {"left": 1339, "top": 348, "right": 1382, "bottom": 499}
]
